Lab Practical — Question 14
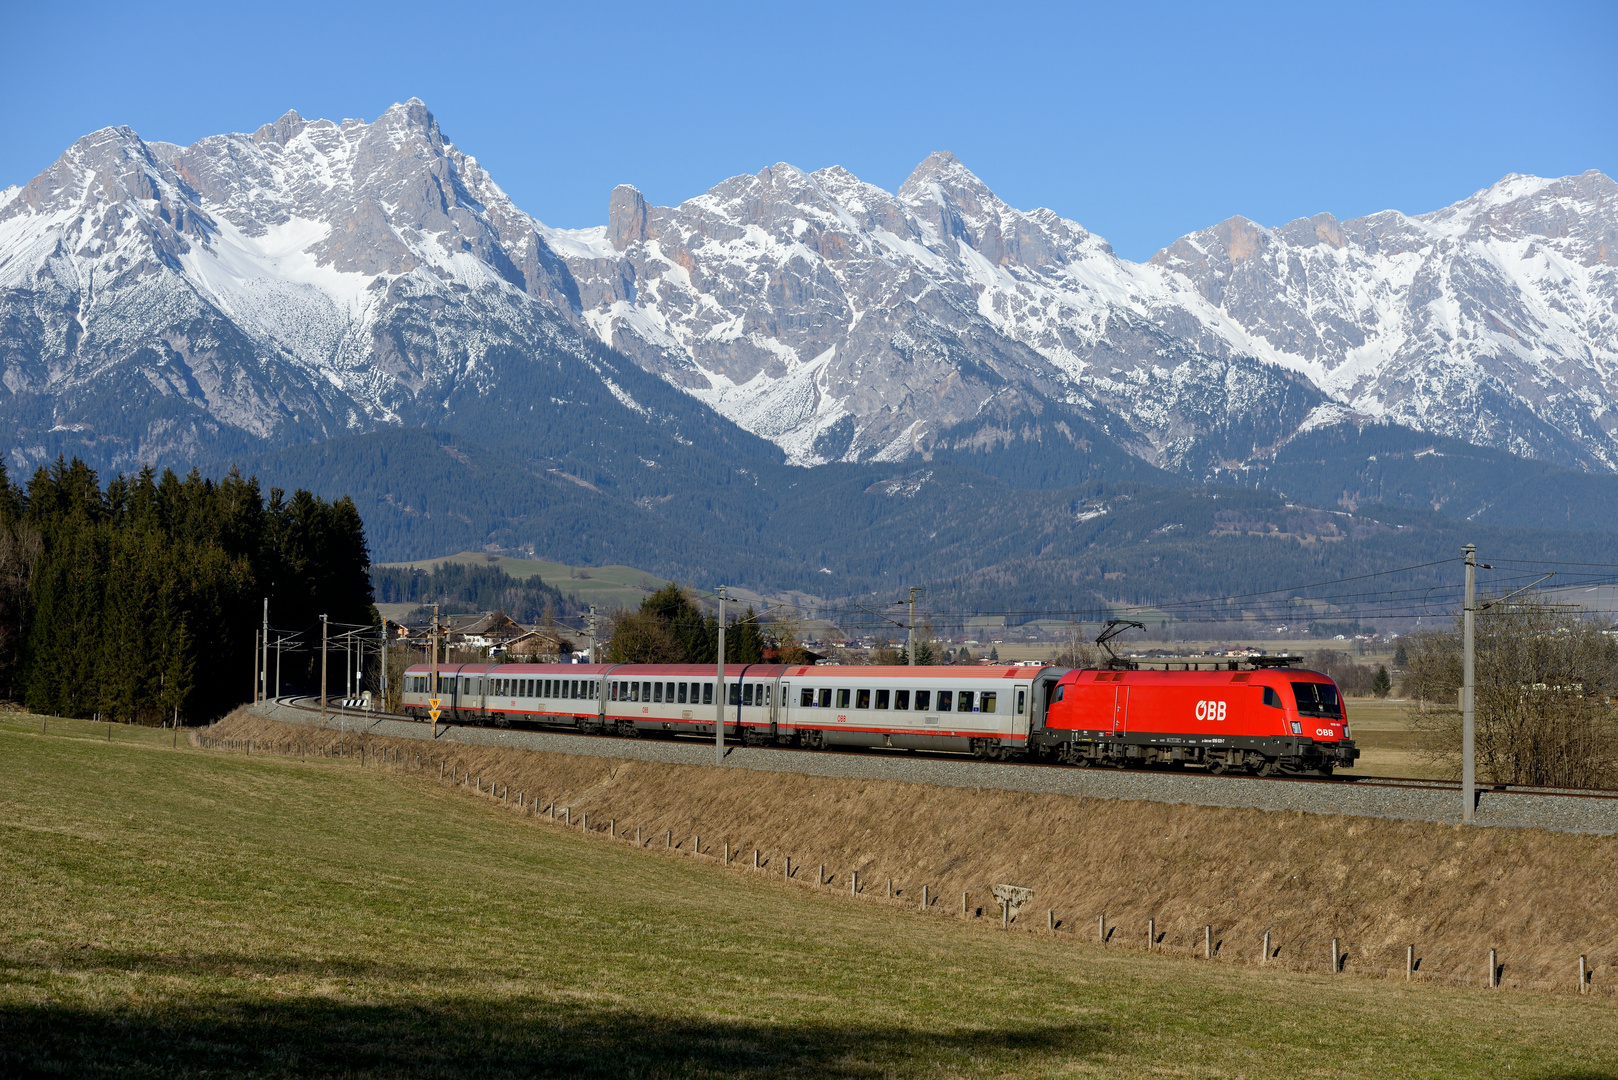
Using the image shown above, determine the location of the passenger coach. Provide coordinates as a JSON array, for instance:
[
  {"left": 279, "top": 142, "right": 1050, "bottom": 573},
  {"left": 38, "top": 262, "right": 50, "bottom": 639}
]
[{"left": 400, "top": 663, "right": 1042, "bottom": 757}]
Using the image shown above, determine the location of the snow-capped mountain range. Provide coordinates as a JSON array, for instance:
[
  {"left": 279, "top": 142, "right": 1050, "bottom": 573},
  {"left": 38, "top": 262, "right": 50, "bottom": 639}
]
[{"left": 2, "top": 98, "right": 1614, "bottom": 481}]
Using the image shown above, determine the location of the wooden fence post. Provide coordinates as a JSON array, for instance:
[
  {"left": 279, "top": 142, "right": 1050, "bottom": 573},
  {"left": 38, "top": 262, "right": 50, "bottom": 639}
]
[{"left": 1148, "top": 919, "right": 1155, "bottom": 950}]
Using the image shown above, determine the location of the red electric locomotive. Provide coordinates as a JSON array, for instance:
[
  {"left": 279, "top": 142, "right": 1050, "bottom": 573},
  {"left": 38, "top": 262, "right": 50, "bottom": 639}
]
[{"left": 1030, "top": 663, "right": 1358, "bottom": 775}]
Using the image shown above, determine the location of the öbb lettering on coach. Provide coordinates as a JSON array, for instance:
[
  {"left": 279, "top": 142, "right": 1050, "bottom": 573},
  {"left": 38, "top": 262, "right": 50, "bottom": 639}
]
[{"left": 396, "top": 661, "right": 1359, "bottom": 777}]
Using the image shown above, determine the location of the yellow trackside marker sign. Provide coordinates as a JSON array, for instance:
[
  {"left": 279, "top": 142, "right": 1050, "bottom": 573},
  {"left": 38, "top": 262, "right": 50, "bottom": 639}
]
[
  {"left": 429, "top": 709, "right": 441, "bottom": 722},
  {"left": 429, "top": 698, "right": 441, "bottom": 709}
]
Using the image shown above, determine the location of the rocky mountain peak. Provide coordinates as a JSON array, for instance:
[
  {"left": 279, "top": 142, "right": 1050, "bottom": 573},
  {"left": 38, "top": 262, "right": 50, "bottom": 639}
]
[
  {"left": 253, "top": 109, "right": 308, "bottom": 147},
  {"left": 607, "top": 185, "right": 649, "bottom": 250}
]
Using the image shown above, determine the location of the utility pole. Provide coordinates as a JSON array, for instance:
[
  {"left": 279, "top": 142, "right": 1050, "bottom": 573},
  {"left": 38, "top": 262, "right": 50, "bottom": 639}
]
[
  {"left": 379, "top": 618, "right": 388, "bottom": 712},
  {"left": 275, "top": 632, "right": 282, "bottom": 699},
  {"left": 253, "top": 627, "right": 260, "bottom": 705},
  {"left": 715, "top": 586, "right": 728, "bottom": 766},
  {"left": 261, "top": 598, "right": 269, "bottom": 703},
  {"left": 1462, "top": 544, "right": 1476, "bottom": 825},
  {"left": 431, "top": 602, "right": 440, "bottom": 739},
  {"left": 320, "top": 614, "right": 329, "bottom": 727},
  {"left": 907, "top": 587, "right": 924, "bottom": 667},
  {"left": 587, "top": 606, "right": 598, "bottom": 663}
]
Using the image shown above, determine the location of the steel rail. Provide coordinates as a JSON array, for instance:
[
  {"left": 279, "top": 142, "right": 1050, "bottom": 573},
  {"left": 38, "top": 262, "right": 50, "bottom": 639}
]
[{"left": 270, "top": 695, "right": 1618, "bottom": 802}]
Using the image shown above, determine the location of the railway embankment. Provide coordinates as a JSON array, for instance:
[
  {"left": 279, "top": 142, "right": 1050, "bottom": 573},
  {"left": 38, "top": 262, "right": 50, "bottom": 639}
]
[
  {"left": 249, "top": 698, "right": 1618, "bottom": 834},
  {"left": 217, "top": 705, "right": 1618, "bottom": 994}
]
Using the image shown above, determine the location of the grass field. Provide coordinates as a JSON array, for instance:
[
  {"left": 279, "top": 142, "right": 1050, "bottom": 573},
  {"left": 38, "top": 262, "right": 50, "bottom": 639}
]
[
  {"left": 3, "top": 716, "right": 1616, "bottom": 1078},
  {"left": 377, "top": 550, "right": 675, "bottom": 611}
]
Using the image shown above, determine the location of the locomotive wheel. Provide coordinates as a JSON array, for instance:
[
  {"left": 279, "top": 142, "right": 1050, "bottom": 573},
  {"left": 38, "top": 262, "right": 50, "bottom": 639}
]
[
  {"left": 1206, "top": 755, "right": 1228, "bottom": 775},
  {"left": 1255, "top": 758, "right": 1278, "bottom": 777}
]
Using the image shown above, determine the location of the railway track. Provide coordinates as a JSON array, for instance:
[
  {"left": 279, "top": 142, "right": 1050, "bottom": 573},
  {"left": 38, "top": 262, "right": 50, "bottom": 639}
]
[
  {"left": 274, "top": 693, "right": 1618, "bottom": 805},
  {"left": 247, "top": 696, "right": 1618, "bottom": 833}
]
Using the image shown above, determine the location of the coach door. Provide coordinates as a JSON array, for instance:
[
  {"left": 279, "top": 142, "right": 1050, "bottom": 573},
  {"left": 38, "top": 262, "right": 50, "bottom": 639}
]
[{"left": 1112, "top": 687, "right": 1128, "bottom": 735}]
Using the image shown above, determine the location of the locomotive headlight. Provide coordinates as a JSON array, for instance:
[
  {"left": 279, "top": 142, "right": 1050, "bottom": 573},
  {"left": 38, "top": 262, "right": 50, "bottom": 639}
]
[{"left": 1342, "top": 724, "right": 1351, "bottom": 740}]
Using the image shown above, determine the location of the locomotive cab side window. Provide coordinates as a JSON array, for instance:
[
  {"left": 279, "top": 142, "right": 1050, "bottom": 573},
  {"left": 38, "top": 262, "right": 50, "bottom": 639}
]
[{"left": 1262, "top": 686, "right": 1282, "bottom": 708}]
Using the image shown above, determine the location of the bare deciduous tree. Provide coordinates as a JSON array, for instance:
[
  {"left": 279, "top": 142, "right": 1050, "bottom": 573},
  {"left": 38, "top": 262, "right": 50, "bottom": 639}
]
[{"left": 1409, "top": 600, "right": 1618, "bottom": 788}]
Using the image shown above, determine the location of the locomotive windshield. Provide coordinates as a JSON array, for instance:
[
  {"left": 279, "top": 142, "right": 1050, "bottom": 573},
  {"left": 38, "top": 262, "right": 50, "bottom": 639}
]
[{"left": 1290, "top": 681, "right": 1343, "bottom": 720}]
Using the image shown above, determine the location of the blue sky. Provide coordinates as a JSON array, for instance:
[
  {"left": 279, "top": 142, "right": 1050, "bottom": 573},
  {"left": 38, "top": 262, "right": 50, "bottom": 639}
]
[{"left": 4, "top": 0, "right": 1613, "bottom": 261}]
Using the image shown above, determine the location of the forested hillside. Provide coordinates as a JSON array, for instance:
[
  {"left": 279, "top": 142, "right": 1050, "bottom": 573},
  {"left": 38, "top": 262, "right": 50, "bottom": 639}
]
[
  {"left": 371, "top": 561, "right": 574, "bottom": 622},
  {"left": 0, "top": 458, "right": 374, "bottom": 723}
]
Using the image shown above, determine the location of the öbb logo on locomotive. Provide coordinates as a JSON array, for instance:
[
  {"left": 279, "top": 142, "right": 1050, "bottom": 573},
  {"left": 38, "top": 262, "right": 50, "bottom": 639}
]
[{"left": 399, "top": 661, "right": 1360, "bottom": 777}]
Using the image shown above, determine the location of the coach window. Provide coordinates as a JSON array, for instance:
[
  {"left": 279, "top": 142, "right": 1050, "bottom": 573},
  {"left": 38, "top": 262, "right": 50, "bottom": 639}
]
[
  {"left": 914, "top": 690, "right": 930, "bottom": 710},
  {"left": 728, "top": 683, "right": 741, "bottom": 706},
  {"left": 875, "top": 689, "right": 890, "bottom": 709},
  {"left": 1017, "top": 689, "right": 1026, "bottom": 714},
  {"left": 801, "top": 688, "right": 815, "bottom": 707},
  {"left": 937, "top": 690, "right": 953, "bottom": 712},
  {"left": 817, "top": 688, "right": 832, "bottom": 708},
  {"left": 653, "top": 683, "right": 662, "bottom": 703},
  {"left": 980, "top": 691, "right": 997, "bottom": 713},
  {"left": 958, "top": 690, "right": 974, "bottom": 712},
  {"left": 894, "top": 689, "right": 910, "bottom": 710},
  {"left": 676, "top": 683, "right": 687, "bottom": 704},
  {"left": 855, "top": 689, "right": 871, "bottom": 709},
  {"left": 743, "top": 684, "right": 753, "bottom": 706},
  {"left": 702, "top": 683, "right": 714, "bottom": 705},
  {"left": 664, "top": 682, "right": 674, "bottom": 702},
  {"left": 835, "top": 688, "right": 851, "bottom": 708}
]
